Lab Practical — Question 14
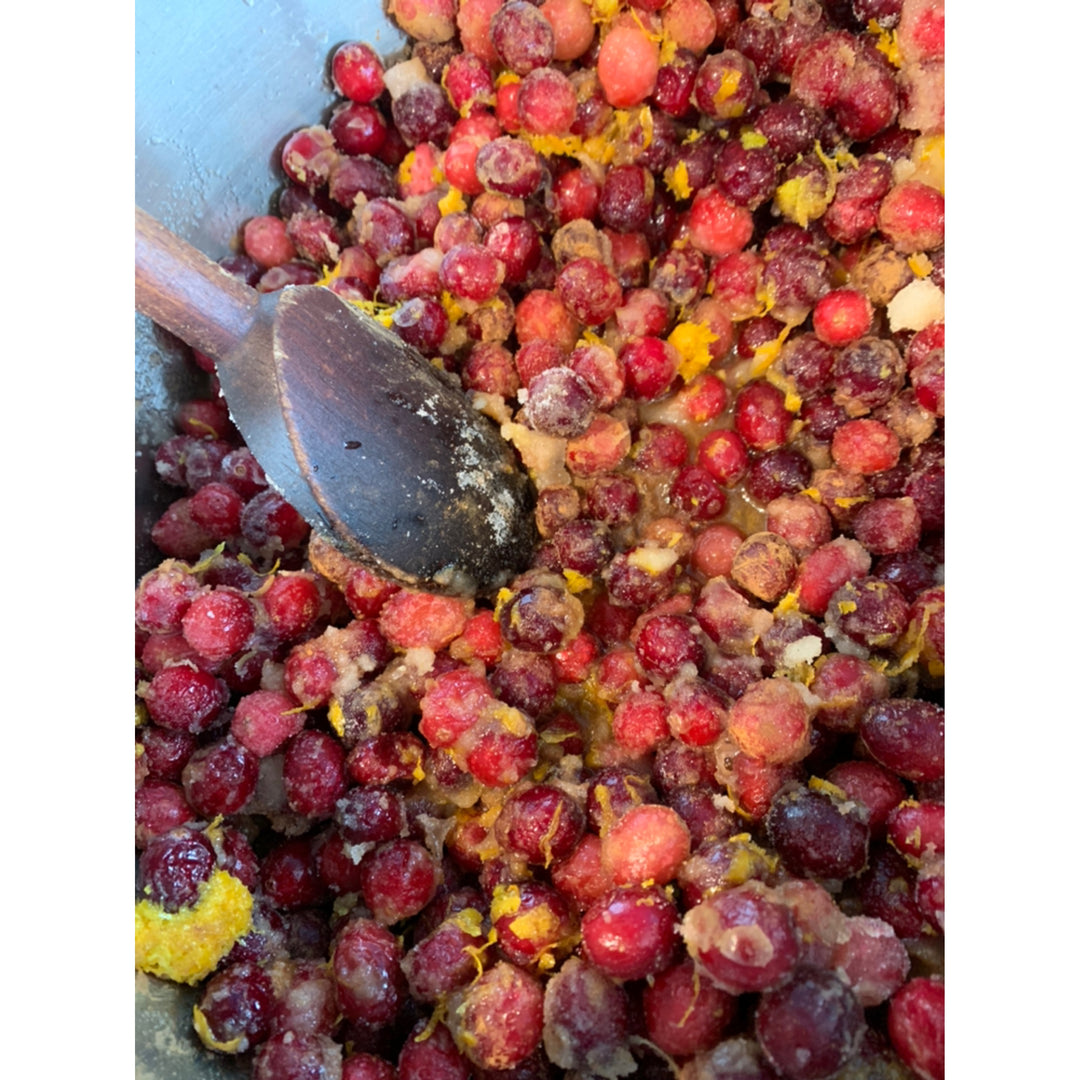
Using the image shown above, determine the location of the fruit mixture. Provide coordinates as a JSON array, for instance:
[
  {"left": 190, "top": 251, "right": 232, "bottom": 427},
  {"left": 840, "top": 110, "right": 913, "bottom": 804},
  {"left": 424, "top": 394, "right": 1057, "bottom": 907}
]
[{"left": 135, "top": 1, "right": 945, "bottom": 1078}]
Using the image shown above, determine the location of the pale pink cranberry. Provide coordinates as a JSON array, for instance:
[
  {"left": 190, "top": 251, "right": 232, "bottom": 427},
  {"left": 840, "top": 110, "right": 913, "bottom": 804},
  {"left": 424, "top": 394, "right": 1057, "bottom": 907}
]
[
  {"left": 727, "top": 678, "right": 812, "bottom": 765},
  {"left": 597, "top": 24, "right": 660, "bottom": 107},
  {"left": 601, "top": 803, "right": 691, "bottom": 886}
]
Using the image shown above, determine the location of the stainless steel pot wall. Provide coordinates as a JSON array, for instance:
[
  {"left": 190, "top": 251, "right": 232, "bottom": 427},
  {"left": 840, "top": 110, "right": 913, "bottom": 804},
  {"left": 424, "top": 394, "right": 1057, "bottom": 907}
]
[{"left": 134, "top": 3, "right": 404, "bottom": 1075}]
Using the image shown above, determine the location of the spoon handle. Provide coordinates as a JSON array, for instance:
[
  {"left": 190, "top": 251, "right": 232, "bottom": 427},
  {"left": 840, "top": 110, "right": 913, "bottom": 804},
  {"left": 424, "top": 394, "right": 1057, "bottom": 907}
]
[{"left": 135, "top": 206, "right": 259, "bottom": 360}]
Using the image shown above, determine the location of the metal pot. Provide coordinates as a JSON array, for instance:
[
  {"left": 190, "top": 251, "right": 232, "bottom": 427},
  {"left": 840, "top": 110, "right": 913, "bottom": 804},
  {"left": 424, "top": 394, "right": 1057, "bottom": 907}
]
[{"left": 134, "top": 3, "right": 404, "bottom": 1075}]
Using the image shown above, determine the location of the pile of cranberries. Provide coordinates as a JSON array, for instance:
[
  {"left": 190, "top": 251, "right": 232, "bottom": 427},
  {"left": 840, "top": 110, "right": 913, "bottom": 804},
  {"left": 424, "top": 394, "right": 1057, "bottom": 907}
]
[{"left": 136, "top": 1, "right": 945, "bottom": 1077}]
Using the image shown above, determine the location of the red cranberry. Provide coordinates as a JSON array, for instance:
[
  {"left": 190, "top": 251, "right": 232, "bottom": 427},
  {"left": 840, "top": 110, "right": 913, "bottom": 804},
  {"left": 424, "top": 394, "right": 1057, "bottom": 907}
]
[
  {"left": 447, "top": 961, "right": 544, "bottom": 1070},
  {"left": 360, "top": 839, "right": 439, "bottom": 925},
  {"left": 581, "top": 884, "right": 679, "bottom": 981},
  {"left": 332, "top": 917, "right": 407, "bottom": 1026},
  {"left": 143, "top": 665, "right": 228, "bottom": 734},
  {"left": 888, "top": 977, "right": 945, "bottom": 1080},
  {"left": 282, "top": 730, "right": 347, "bottom": 818},
  {"left": 495, "top": 784, "right": 586, "bottom": 866},
  {"left": 182, "top": 738, "right": 260, "bottom": 818}
]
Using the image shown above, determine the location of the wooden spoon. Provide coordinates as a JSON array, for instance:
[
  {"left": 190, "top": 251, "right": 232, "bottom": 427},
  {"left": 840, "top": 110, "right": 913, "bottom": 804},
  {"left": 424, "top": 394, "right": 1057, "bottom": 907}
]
[{"left": 135, "top": 207, "right": 536, "bottom": 595}]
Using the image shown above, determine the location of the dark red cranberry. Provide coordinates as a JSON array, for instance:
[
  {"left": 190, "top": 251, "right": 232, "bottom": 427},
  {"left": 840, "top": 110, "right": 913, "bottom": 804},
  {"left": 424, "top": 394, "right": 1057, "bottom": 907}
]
[
  {"left": 855, "top": 843, "right": 928, "bottom": 939},
  {"left": 495, "top": 784, "right": 585, "bottom": 866},
  {"left": 261, "top": 836, "right": 327, "bottom": 911},
  {"left": 195, "top": 961, "right": 276, "bottom": 1052},
  {"left": 136, "top": 827, "right": 216, "bottom": 911},
  {"left": 334, "top": 787, "right": 406, "bottom": 846},
  {"left": 745, "top": 447, "right": 813, "bottom": 505},
  {"left": 826, "top": 576, "right": 911, "bottom": 652},
  {"left": 755, "top": 967, "right": 866, "bottom": 1080},
  {"left": 540, "top": 958, "right": 632, "bottom": 1076},
  {"left": 765, "top": 782, "right": 871, "bottom": 880},
  {"left": 860, "top": 697, "right": 945, "bottom": 782}
]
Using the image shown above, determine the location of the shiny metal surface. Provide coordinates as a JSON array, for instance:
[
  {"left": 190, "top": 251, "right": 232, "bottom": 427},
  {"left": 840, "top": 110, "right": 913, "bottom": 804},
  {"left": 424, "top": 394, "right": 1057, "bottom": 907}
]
[{"left": 135, "top": 2, "right": 404, "bottom": 1073}]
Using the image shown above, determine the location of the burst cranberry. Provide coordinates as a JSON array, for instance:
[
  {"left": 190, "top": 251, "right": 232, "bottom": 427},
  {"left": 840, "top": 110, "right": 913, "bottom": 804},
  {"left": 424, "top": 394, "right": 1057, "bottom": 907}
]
[{"left": 682, "top": 883, "right": 800, "bottom": 995}]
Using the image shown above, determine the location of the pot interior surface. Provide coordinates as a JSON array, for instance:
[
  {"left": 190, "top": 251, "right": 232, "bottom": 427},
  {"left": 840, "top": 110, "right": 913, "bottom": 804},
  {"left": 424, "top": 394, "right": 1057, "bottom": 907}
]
[{"left": 134, "top": 4, "right": 403, "bottom": 1075}]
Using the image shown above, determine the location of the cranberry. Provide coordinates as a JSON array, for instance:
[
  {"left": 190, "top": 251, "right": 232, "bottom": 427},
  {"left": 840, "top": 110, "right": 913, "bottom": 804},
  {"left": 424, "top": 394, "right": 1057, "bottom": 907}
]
[
  {"left": 735, "top": 381, "right": 792, "bottom": 451},
  {"left": 332, "top": 41, "right": 385, "bottom": 102},
  {"left": 252, "top": 1032, "right": 342, "bottom": 1080},
  {"left": 498, "top": 574, "right": 584, "bottom": 654},
  {"left": 541, "top": 958, "right": 634, "bottom": 1076},
  {"left": 135, "top": 779, "right": 194, "bottom": 848},
  {"left": 332, "top": 917, "right": 406, "bottom": 1027},
  {"left": 195, "top": 961, "right": 276, "bottom": 1052},
  {"left": 581, "top": 883, "right": 679, "bottom": 981},
  {"left": 601, "top": 803, "right": 691, "bottom": 886},
  {"left": 755, "top": 967, "right": 866, "bottom": 1080},
  {"left": 492, "top": 879, "right": 576, "bottom": 968},
  {"left": 181, "top": 589, "right": 255, "bottom": 663},
  {"left": 888, "top": 977, "right": 945, "bottom": 1080},
  {"left": 182, "top": 738, "right": 259, "bottom": 817},
  {"left": 523, "top": 366, "right": 596, "bottom": 438},
  {"left": 138, "top": 726, "right": 198, "bottom": 781},
  {"left": 447, "top": 961, "right": 544, "bottom": 1070},
  {"left": 643, "top": 958, "right": 736, "bottom": 1058},
  {"left": 495, "top": 784, "right": 586, "bottom": 867},
  {"left": 143, "top": 665, "right": 228, "bottom": 734},
  {"left": 360, "top": 839, "right": 439, "bottom": 925},
  {"left": 766, "top": 781, "right": 870, "bottom": 880},
  {"left": 826, "top": 576, "right": 911, "bottom": 652},
  {"left": 282, "top": 730, "right": 347, "bottom": 818},
  {"left": 682, "top": 883, "right": 800, "bottom": 995},
  {"left": 861, "top": 697, "right": 945, "bottom": 782},
  {"left": 136, "top": 827, "right": 216, "bottom": 911},
  {"left": 855, "top": 843, "right": 928, "bottom": 939},
  {"left": 596, "top": 24, "right": 661, "bottom": 108}
]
